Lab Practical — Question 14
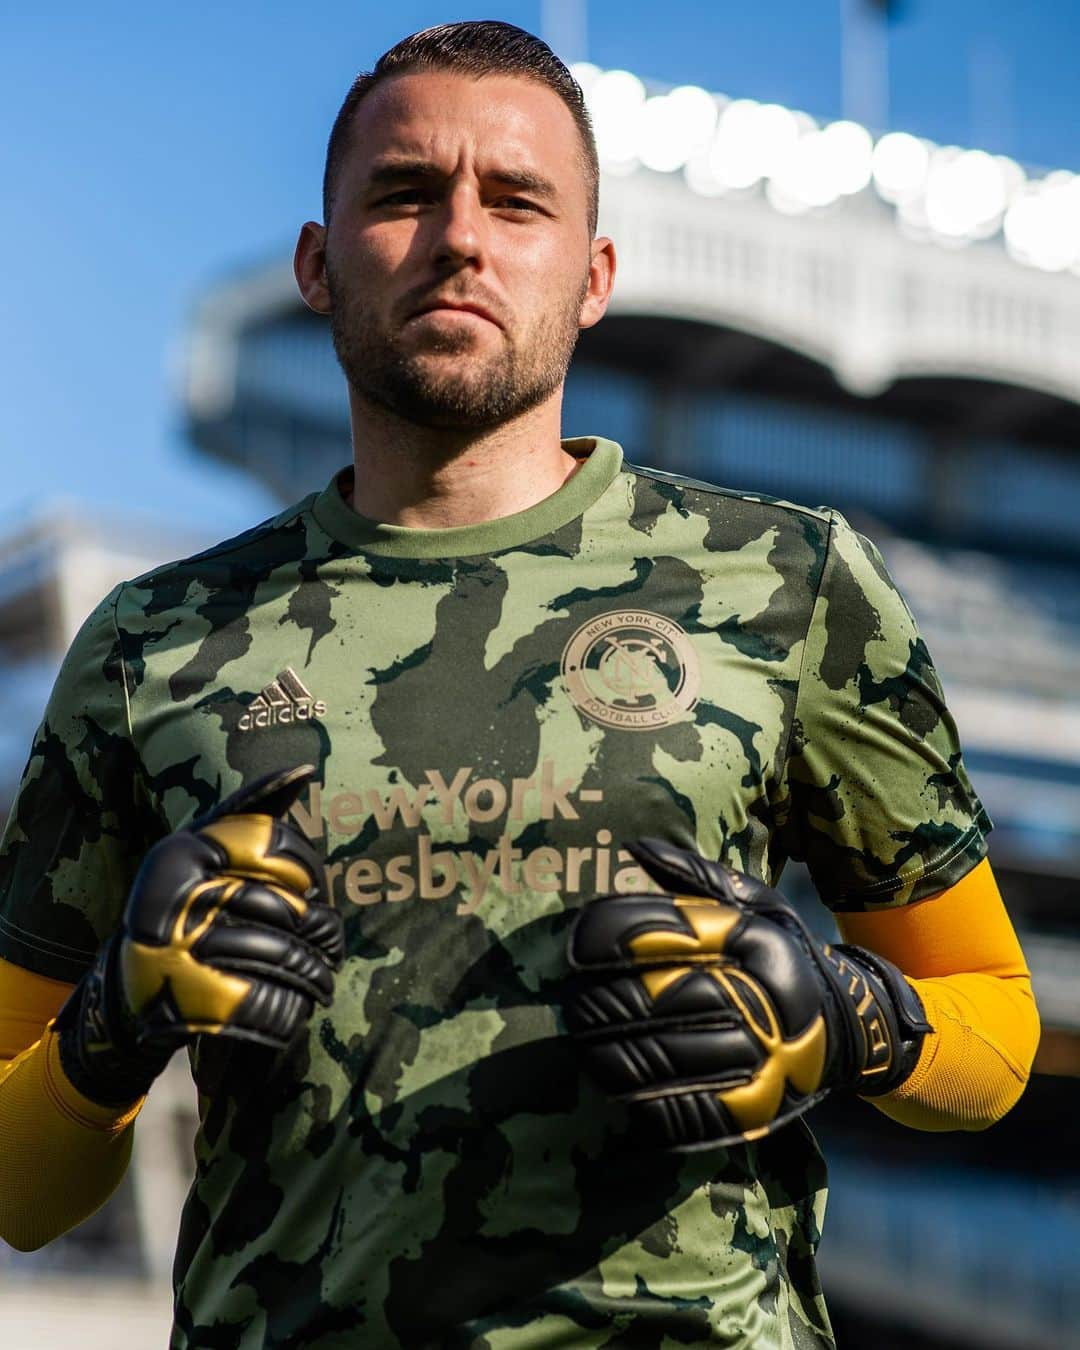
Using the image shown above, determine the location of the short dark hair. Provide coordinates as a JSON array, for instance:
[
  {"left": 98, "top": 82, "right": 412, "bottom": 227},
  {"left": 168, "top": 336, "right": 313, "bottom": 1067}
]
[{"left": 322, "top": 21, "right": 599, "bottom": 235}]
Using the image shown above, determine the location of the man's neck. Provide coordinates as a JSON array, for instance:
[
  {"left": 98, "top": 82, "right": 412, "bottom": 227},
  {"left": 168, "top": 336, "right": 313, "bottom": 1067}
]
[{"left": 344, "top": 388, "right": 580, "bottom": 530}]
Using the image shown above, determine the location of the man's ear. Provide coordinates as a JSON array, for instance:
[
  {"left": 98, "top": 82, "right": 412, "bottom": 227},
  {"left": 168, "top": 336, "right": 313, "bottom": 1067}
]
[
  {"left": 579, "top": 236, "right": 616, "bottom": 331},
  {"left": 294, "top": 221, "right": 331, "bottom": 315}
]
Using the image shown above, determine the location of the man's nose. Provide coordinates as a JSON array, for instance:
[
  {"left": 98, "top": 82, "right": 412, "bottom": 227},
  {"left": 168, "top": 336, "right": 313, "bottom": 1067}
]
[{"left": 431, "top": 183, "right": 484, "bottom": 268}]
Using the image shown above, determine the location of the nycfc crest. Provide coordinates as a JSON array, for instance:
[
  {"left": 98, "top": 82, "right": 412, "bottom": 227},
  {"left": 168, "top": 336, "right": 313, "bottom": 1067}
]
[{"left": 561, "top": 610, "right": 700, "bottom": 731}]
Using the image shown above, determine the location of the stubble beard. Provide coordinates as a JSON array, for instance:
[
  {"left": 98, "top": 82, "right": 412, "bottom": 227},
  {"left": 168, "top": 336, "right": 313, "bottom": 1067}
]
[{"left": 326, "top": 263, "right": 588, "bottom": 432}]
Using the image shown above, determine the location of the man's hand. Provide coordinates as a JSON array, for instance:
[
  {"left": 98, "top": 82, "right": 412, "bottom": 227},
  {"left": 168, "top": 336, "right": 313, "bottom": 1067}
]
[
  {"left": 564, "top": 838, "right": 930, "bottom": 1150},
  {"left": 55, "top": 765, "right": 344, "bottom": 1106}
]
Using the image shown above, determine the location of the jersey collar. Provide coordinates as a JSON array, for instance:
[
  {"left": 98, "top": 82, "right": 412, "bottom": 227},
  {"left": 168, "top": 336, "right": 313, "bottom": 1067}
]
[{"left": 311, "top": 437, "right": 623, "bottom": 559}]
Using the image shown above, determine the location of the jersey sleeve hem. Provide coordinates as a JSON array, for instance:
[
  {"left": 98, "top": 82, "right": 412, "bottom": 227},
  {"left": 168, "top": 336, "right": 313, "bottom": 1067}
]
[
  {"left": 824, "top": 807, "right": 992, "bottom": 913},
  {"left": 0, "top": 916, "right": 99, "bottom": 985}
]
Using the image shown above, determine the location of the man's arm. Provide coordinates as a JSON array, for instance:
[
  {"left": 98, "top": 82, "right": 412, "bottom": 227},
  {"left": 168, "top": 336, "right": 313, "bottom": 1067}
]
[
  {"left": 0, "top": 587, "right": 159, "bottom": 1250},
  {"left": 0, "top": 767, "right": 345, "bottom": 1251},
  {"left": 770, "top": 513, "right": 1038, "bottom": 1121},
  {"left": 0, "top": 956, "right": 73, "bottom": 1058},
  {"left": 0, "top": 956, "right": 141, "bottom": 1252},
  {"left": 837, "top": 857, "right": 1039, "bottom": 1131}
]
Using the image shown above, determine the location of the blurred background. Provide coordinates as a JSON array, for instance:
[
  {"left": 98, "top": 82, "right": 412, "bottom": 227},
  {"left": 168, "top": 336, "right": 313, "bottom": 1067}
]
[{"left": 4, "top": 2, "right": 1080, "bottom": 1346}]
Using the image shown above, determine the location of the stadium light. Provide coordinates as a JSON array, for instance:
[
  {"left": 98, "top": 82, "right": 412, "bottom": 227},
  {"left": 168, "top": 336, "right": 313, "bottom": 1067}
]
[
  {"left": 699, "top": 100, "right": 802, "bottom": 193},
  {"left": 636, "top": 85, "right": 718, "bottom": 173},
  {"left": 747, "top": 103, "right": 804, "bottom": 178},
  {"left": 872, "top": 132, "right": 930, "bottom": 203},
  {"left": 765, "top": 118, "right": 876, "bottom": 213},
  {"left": 569, "top": 61, "right": 602, "bottom": 96},
  {"left": 820, "top": 121, "right": 875, "bottom": 195},
  {"left": 587, "top": 68, "right": 647, "bottom": 172},
  {"left": 710, "top": 100, "right": 768, "bottom": 190},
  {"left": 1004, "top": 172, "right": 1080, "bottom": 272},
  {"left": 768, "top": 127, "right": 840, "bottom": 213},
  {"left": 578, "top": 61, "right": 1075, "bottom": 277},
  {"left": 924, "top": 149, "right": 1009, "bottom": 240}
]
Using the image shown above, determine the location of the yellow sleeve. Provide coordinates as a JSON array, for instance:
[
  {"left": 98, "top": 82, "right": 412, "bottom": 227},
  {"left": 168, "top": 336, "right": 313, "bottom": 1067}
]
[
  {"left": 0, "top": 957, "right": 74, "bottom": 1057},
  {"left": 837, "top": 859, "right": 1040, "bottom": 1131},
  {"left": 0, "top": 956, "right": 144, "bottom": 1251}
]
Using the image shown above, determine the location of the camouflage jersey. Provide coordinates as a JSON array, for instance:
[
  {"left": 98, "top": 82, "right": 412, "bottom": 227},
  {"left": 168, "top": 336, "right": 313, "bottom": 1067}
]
[{"left": 0, "top": 438, "right": 989, "bottom": 1349}]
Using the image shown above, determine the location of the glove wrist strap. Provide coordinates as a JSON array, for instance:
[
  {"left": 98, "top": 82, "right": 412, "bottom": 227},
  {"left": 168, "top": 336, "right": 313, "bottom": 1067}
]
[
  {"left": 54, "top": 938, "right": 170, "bottom": 1108},
  {"left": 825, "top": 942, "right": 931, "bottom": 1097}
]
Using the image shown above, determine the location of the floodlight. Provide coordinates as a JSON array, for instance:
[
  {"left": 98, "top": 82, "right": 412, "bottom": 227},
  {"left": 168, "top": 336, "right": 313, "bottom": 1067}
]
[
  {"left": 637, "top": 86, "right": 718, "bottom": 173},
  {"left": 769, "top": 127, "right": 845, "bottom": 210},
  {"left": 1004, "top": 174, "right": 1080, "bottom": 271},
  {"left": 819, "top": 121, "right": 874, "bottom": 195},
  {"left": 872, "top": 132, "right": 930, "bottom": 204},
  {"left": 586, "top": 69, "right": 647, "bottom": 170},
  {"left": 925, "top": 148, "right": 1010, "bottom": 240},
  {"left": 569, "top": 62, "right": 602, "bottom": 96}
]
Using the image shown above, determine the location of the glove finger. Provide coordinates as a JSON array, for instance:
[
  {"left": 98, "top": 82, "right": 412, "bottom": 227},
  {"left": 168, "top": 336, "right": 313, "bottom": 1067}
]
[
  {"left": 570, "top": 963, "right": 827, "bottom": 1080},
  {"left": 263, "top": 818, "right": 328, "bottom": 904},
  {"left": 198, "top": 814, "right": 327, "bottom": 902},
  {"left": 566, "top": 965, "right": 743, "bottom": 1033},
  {"left": 625, "top": 1086, "right": 824, "bottom": 1151},
  {"left": 629, "top": 1088, "right": 738, "bottom": 1149},
  {"left": 217, "top": 881, "right": 345, "bottom": 966},
  {"left": 296, "top": 899, "right": 346, "bottom": 968},
  {"left": 194, "top": 920, "right": 338, "bottom": 1005},
  {"left": 624, "top": 838, "right": 757, "bottom": 905},
  {"left": 570, "top": 893, "right": 745, "bottom": 970},
  {"left": 227, "top": 982, "right": 315, "bottom": 1048},
  {"left": 136, "top": 982, "right": 313, "bottom": 1054},
  {"left": 577, "top": 1020, "right": 757, "bottom": 1094}
]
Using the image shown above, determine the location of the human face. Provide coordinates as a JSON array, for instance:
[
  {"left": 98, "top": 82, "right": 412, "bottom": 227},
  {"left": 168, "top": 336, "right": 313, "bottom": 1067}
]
[{"left": 295, "top": 71, "right": 614, "bottom": 431}]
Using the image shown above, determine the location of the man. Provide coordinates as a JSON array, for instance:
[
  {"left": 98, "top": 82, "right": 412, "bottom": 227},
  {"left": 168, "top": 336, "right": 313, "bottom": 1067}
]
[{"left": 0, "top": 21, "right": 1039, "bottom": 1349}]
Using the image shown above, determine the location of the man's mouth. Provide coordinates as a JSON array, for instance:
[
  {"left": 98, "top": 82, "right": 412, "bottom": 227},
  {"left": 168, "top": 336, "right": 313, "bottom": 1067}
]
[{"left": 410, "top": 299, "right": 502, "bottom": 328}]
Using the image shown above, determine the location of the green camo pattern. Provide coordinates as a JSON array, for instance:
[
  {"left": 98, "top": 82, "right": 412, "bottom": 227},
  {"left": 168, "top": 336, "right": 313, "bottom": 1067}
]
[{"left": 0, "top": 438, "right": 989, "bottom": 1347}]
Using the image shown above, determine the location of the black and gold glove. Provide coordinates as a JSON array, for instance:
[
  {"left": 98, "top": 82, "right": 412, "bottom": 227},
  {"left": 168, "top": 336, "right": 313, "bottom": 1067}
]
[
  {"left": 55, "top": 765, "right": 344, "bottom": 1107},
  {"left": 565, "top": 838, "right": 930, "bottom": 1150}
]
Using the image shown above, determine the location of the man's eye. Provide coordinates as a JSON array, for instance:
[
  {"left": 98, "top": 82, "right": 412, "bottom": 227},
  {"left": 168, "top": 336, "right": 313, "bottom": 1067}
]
[
  {"left": 377, "top": 189, "right": 430, "bottom": 206},
  {"left": 498, "top": 197, "right": 540, "bottom": 213}
]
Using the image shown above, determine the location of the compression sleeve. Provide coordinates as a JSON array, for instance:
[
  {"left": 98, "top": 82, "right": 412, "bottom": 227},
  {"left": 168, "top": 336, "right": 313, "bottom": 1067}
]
[
  {"left": 0, "top": 956, "right": 73, "bottom": 1057},
  {"left": 0, "top": 956, "right": 142, "bottom": 1251},
  {"left": 836, "top": 859, "right": 1039, "bottom": 1131}
]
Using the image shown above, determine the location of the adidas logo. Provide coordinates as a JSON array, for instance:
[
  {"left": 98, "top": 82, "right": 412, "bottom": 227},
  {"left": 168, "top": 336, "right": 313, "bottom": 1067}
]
[{"left": 239, "top": 668, "right": 327, "bottom": 733}]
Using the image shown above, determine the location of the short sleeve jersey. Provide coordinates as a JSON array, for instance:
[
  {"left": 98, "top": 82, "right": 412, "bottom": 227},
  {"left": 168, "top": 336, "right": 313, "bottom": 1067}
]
[{"left": 0, "top": 439, "right": 989, "bottom": 1349}]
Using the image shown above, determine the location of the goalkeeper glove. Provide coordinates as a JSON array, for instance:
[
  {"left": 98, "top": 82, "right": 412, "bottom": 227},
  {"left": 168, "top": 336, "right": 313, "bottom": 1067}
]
[
  {"left": 565, "top": 838, "right": 930, "bottom": 1149},
  {"left": 54, "top": 765, "right": 344, "bottom": 1107}
]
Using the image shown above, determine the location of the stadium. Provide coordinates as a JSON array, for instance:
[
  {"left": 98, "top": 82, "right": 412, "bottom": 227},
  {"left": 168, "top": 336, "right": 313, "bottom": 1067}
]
[{"left": 3, "top": 22, "right": 1080, "bottom": 1350}]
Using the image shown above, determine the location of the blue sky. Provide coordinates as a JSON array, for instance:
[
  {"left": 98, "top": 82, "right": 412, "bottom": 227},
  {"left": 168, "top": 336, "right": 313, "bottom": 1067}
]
[{"left": 4, "top": 2, "right": 1078, "bottom": 538}]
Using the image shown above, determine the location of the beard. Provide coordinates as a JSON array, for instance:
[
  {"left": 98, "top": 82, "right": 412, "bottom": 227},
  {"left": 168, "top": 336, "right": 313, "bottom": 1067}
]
[{"left": 326, "top": 262, "right": 587, "bottom": 431}]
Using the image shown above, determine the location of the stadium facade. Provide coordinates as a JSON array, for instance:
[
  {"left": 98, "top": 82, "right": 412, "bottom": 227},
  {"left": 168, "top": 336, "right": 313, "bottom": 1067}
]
[{"left": 4, "top": 69, "right": 1080, "bottom": 1348}]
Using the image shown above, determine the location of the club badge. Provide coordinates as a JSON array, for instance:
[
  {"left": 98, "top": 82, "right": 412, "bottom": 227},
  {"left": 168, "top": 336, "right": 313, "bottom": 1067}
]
[{"left": 561, "top": 610, "right": 700, "bottom": 731}]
